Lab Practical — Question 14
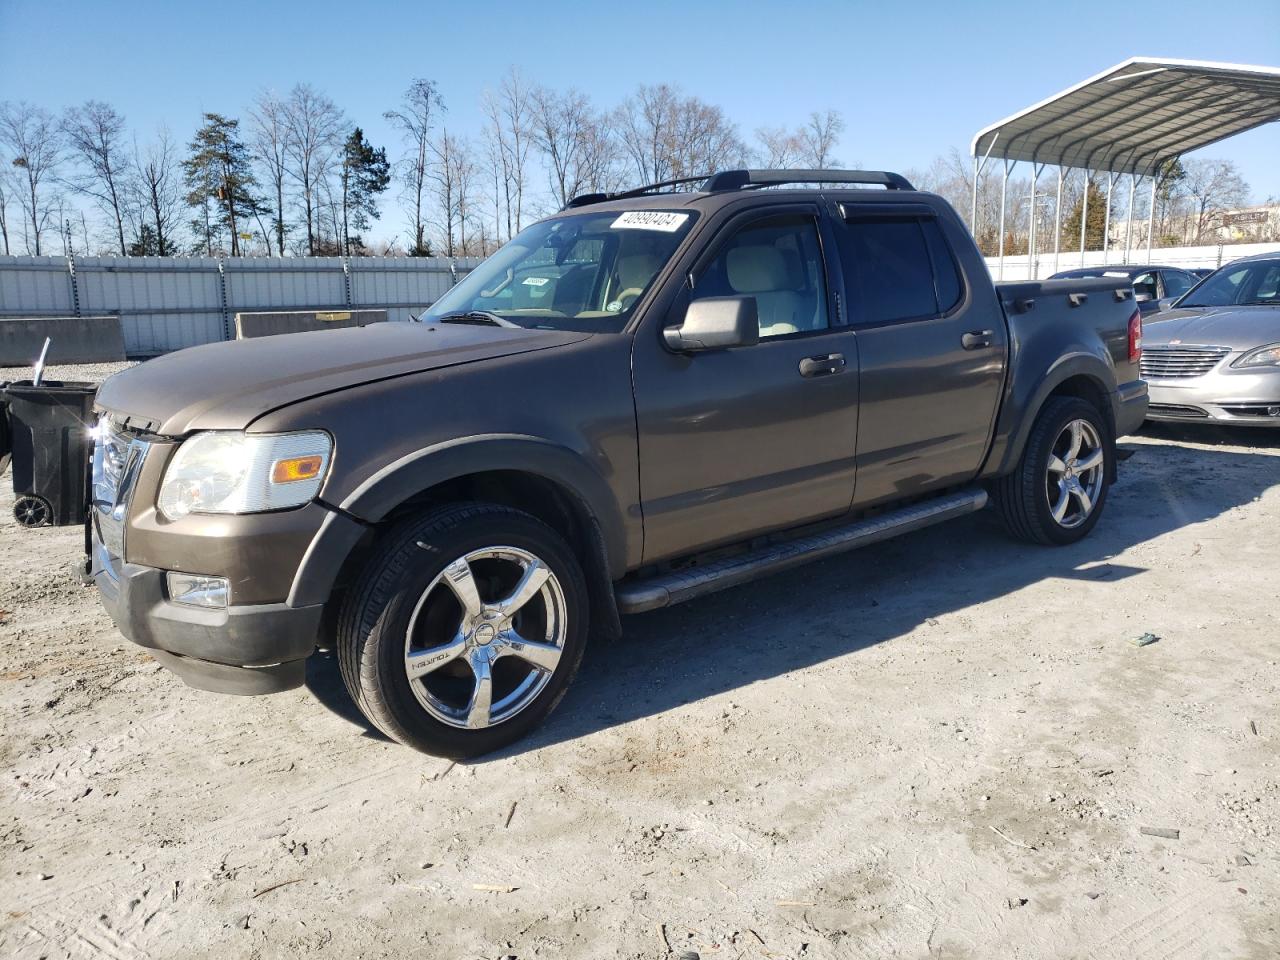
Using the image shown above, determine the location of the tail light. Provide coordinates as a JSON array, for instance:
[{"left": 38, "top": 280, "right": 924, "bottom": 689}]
[{"left": 1127, "top": 309, "right": 1143, "bottom": 363}]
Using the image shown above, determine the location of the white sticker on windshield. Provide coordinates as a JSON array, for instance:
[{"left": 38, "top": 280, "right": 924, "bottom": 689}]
[
  {"left": 611, "top": 211, "right": 690, "bottom": 233},
  {"left": 522, "top": 276, "right": 550, "bottom": 286}
]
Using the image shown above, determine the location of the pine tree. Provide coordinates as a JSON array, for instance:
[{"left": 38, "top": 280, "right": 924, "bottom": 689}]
[
  {"left": 1062, "top": 178, "right": 1110, "bottom": 252},
  {"left": 183, "top": 113, "right": 262, "bottom": 256},
  {"left": 339, "top": 127, "right": 391, "bottom": 255}
]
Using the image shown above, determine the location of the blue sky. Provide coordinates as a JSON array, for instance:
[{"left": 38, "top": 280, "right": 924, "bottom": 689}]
[{"left": 2, "top": 0, "right": 1278, "bottom": 244}]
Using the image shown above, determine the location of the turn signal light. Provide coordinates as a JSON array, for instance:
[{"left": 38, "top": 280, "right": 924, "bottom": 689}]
[
  {"left": 1127, "top": 309, "right": 1143, "bottom": 363},
  {"left": 272, "top": 455, "right": 325, "bottom": 484}
]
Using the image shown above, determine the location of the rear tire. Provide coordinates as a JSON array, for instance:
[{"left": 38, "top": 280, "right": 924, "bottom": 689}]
[
  {"left": 993, "top": 396, "right": 1111, "bottom": 546},
  {"left": 335, "top": 502, "right": 589, "bottom": 758}
]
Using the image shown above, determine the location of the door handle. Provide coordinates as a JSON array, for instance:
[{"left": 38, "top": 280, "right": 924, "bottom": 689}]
[
  {"left": 798, "top": 353, "right": 846, "bottom": 378},
  {"left": 961, "top": 330, "right": 995, "bottom": 350}
]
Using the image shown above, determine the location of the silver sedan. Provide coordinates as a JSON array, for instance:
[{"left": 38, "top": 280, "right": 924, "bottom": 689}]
[{"left": 1142, "top": 254, "right": 1280, "bottom": 427}]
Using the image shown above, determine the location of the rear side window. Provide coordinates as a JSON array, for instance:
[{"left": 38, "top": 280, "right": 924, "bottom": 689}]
[
  {"left": 839, "top": 216, "right": 964, "bottom": 325},
  {"left": 922, "top": 219, "right": 963, "bottom": 314}
]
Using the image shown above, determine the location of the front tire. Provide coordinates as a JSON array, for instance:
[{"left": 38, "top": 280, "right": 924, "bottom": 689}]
[
  {"left": 993, "top": 396, "right": 1111, "bottom": 546},
  {"left": 336, "top": 502, "right": 589, "bottom": 758}
]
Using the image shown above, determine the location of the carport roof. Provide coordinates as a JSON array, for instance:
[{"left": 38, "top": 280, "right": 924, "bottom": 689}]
[{"left": 971, "top": 58, "right": 1280, "bottom": 177}]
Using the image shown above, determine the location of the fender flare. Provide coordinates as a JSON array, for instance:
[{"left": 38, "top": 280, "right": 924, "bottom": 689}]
[
  {"left": 288, "top": 434, "right": 629, "bottom": 608},
  {"left": 989, "top": 353, "right": 1118, "bottom": 478}
]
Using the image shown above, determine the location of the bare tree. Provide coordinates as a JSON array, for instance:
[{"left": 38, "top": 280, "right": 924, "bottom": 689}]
[
  {"left": 530, "top": 86, "right": 618, "bottom": 208},
  {"left": 483, "top": 68, "right": 533, "bottom": 241},
  {"left": 61, "top": 101, "right": 131, "bottom": 254},
  {"left": 384, "top": 79, "right": 445, "bottom": 256},
  {"left": 282, "top": 84, "right": 344, "bottom": 255},
  {"left": 430, "top": 129, "right": 463, "bottom": 257},
  {"left": 133, "top": 126, "right": 184, "bottom": 255},
  {"left": 0, "top": 101, "right": 62, "bottom": 255},
  {"left": 616, "top": 84, "right": 679, "bottom": 183},
  {"left": 616, "top": 85, "right": 743, "bottom": 186},
  {"left": 0, "top": 169, "right": 12, "bottom": 254},
  {"left": 249, "top": 91, "right": 291, "bottom": 255},
  {"left": 1181, "top": 158, "right": 1249, "bottom": 242},
  {"left": 755, "top": 126, "right": 802, "bottom": 167},
  {"left": 797, "top": 110, "right": 844, "bottom": 169}
]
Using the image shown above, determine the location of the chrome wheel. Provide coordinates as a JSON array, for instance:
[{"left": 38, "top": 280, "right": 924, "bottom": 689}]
[
  {"left": 1045, "top": 419, "right": 1105, "bottom": 529},
  {"left": 403, "top": 546, "right": 567, "bottom": 730}
]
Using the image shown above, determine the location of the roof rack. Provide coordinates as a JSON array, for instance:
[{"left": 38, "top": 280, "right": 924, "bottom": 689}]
[
  {"left": 564, "top": 168, "right": 913, "bottom": 209},
  {"left": 703, "top": 169, "right": 914, "bottom": 192}
]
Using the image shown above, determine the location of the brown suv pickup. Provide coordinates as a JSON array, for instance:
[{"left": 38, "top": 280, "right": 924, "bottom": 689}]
[{"left": 90, "top": 169, "right": 1148, "bottom": 757}]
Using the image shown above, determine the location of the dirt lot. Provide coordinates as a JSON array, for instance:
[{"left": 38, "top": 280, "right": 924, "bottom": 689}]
[{"left": 1, "top": 366, "right": 1277, "bottom": 959}]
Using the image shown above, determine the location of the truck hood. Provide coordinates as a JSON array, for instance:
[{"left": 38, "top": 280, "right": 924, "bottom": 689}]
[
  {"left": 1143, "top": 305, "right": 1280, "bottom": 351},
  {"left": 96, "top": 322, "right": 592, "bottom": 435}
]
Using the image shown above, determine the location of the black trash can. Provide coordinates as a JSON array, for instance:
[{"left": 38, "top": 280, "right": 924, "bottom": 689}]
[{"left": 3, "top": 380, "right": 97, "bottom": 528}]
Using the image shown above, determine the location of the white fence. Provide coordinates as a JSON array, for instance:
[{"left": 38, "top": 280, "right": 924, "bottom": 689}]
[
  {"left": 0, "top": 255, "right": 479, "bottom": 355},
  {"left": 984, "top": 241, "right": 1280, "bottom": 282}
]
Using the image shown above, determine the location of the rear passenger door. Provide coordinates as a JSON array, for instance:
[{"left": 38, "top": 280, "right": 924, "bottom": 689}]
[{"left": 832, "top": 200, "right": 1007, "bottom": 508}]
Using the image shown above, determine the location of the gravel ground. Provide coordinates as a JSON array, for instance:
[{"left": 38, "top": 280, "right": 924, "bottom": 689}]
[{"left": 0, "top": 365, "right": 1276, "bottom": 959}]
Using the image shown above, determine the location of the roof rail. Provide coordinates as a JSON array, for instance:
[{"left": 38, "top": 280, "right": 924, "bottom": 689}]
[
  {"left": 702, "top": 169, "right": 914, "bottom": 192},
  {"left": 563, "top": 168, "right": 914, "bottom": 209},
  {"left": 564, "top": 175, "right": 712, "bottom": 209}
]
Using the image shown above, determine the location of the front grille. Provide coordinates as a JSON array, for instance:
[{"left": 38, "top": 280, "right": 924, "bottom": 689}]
[
  {"left": 91, "top": 420, "right": 150, "bottom": 560},
  {"left": 1140, "top": 345, "right": 1230, "bottom": 380},
  {"left": 1147, "top": 403, "right": 1208, "bottom": 419}
]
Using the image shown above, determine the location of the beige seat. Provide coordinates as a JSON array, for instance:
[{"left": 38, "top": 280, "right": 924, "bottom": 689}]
[
  {"left": 726, "top": 246, "right": 802, "bottom": 337},
  {"left": 611, "top": 252, "right": 661, "bottom": 311}
]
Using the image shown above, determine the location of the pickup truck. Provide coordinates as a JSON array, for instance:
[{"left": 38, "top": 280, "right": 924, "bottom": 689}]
[{"left": 89, "top": 169, "right": 1148, "bottom": 757}]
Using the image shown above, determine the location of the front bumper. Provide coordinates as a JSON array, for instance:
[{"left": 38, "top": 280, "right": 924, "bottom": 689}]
[
  {"left": 1146, "top": 367, "right": 1280, "bottom": 426},
  {"left": 92, "top": 533, "right": 323, "bottom": 695}
]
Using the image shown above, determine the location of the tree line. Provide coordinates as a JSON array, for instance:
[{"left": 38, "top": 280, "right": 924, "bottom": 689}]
[{"left": 0, "top": 75, "right": 849, "bottom": 260}]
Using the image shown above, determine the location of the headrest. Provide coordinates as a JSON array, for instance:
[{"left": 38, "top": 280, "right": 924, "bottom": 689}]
[
  {"left": 616, "top": 253, "right": 660, "bottom": 288},
  {"left": 727, "top": 246, "right": 790, "bottom": 294}
]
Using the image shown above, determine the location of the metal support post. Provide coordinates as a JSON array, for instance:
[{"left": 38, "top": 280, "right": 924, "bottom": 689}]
[
  {"left": 997, "top": 159, "right": 1011, "bottom": 280},
  {"left": 1053, "top": 166, "right": 1064, "bottom": 275}
]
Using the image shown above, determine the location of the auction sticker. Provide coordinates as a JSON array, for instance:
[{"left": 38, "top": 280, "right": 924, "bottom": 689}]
[{"left": 611, "top": 211, "right": 690, "bottom": 232}]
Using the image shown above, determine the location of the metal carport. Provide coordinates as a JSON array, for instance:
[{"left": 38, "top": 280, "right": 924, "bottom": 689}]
[{"left": 970, "top": 58, "right": 1280, "bottom": 278}]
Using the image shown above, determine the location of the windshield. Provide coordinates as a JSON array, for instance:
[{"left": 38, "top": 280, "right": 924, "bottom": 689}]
[
  {"left": 1179, "top": 260, "right": 1280, "bottom": 308},
  {"left": 423, "top": 209, "right": 697, "bottom": 332}
]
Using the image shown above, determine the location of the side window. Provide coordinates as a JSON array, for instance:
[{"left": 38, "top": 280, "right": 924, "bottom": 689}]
[
  {"left": 1131, "top": 272, "right": 1158, "bottom": 300},
  {"left": 1161, "top": 270, "right": 1196, "bottom": 299},
  {"left": 692, "top": 215, "right": 829, "bottom": 339},
  {"left": 922, "top": 219, "right": 964, "bottom": 314},
  {"left": 840, "top": 218, "right": 939, "bottom": 325}
]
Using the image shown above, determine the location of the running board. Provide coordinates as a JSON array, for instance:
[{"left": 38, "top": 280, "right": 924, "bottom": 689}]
[{"left": 615, "top": 488, "right": 988, "bottom": 614}]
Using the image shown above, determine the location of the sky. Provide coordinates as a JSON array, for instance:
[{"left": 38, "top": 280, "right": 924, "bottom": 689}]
[{"left": 2, "top": 0, "right": 1278, "bottom": 247}]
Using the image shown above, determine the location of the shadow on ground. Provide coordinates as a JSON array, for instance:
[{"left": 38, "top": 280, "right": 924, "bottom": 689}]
[{"left": 305, "top": 426, "right": 1280, "bottom": 758}]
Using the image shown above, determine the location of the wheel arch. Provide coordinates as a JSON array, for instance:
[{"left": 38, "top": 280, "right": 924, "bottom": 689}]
[
  {"left": 289, "top": 435, "right": 626, "bottom": 640},
  {"left": 987, "top": 354, "right": 1118, "bottom": 482}
]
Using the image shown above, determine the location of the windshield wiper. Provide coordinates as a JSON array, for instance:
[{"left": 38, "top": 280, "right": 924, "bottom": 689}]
[
  {"left": 1241, "top": 299, "right": 1280, "bottom": 306},
  {"left": 434, "top": 310, "right": 520, "bottom": 328}
]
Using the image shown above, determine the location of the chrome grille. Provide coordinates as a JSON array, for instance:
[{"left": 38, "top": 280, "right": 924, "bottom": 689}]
[
  {"left": 1140, "top": 345, "right": 1230, "bottom": 380},
  {"left": 91, "top": 420, "right": 150, "bottom": 560}
]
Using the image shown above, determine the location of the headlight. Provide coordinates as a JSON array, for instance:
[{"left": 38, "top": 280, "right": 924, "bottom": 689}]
[
  {"left": 1232, "top": 343, "right": 1280, "bottom": 369},
  {"left": 158, "top": 430, "right": 332, "bottom": 520}
]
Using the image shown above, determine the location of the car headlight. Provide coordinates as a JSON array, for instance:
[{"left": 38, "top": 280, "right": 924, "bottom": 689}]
[
  {"left": 158, "top": 430, "right": 332, "bottom": 520},
  {"left": 1232, "top": 343, "right": 1280, "bottom": 369}
]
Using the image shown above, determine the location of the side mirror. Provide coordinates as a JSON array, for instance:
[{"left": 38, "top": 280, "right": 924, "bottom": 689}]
[{"left": 663, "top": 296, "right": 759, "bottom": 352}]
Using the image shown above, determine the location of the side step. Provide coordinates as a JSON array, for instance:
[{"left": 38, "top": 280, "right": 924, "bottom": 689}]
[{"left": 615, "top": 487, "right": 988, "bottom": 614}]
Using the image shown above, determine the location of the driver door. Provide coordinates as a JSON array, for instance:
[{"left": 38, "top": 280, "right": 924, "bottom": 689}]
[{"left": 632, "top": 205, "right": 860, "bottom": 564}]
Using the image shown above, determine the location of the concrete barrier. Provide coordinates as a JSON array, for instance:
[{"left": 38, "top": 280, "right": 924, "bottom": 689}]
[
  {"left": 0, "top": 316, "right": 126, "bottom": 365},
  {"left": 234, "top": 308, "right": 389, "bottom": 339}
]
